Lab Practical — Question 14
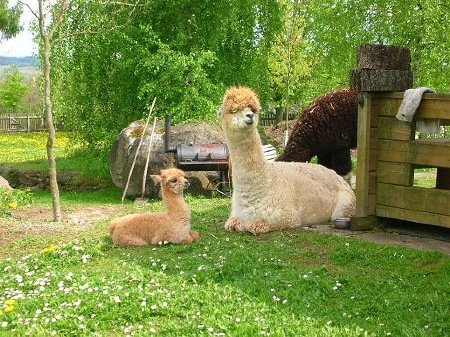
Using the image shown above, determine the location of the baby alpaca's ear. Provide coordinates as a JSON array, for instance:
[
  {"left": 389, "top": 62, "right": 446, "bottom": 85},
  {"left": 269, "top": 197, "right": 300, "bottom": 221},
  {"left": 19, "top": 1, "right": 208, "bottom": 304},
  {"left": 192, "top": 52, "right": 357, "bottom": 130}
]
[{"left": 150, "top": 175, "right": 162, "bottom": 185}]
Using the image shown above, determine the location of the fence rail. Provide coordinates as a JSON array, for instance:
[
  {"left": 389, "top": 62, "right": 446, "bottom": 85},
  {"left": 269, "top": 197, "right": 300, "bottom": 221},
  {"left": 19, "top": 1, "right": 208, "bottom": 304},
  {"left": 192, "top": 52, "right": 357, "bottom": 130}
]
[{"left": 0, "top": 114, "right": 45, "bottom": 132}]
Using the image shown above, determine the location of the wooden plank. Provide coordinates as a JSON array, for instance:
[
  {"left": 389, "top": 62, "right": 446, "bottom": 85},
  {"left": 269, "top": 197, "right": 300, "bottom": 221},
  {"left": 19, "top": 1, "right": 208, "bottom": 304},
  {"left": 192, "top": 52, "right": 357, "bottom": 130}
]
[
  {"left": 356, "top": 93, "right": 375, "bottom": 217},
  {"left": 376, "top": 92, "right": 450, "bottom": 119},
  {"left": 378, "top": 96, "right": 403, "bottom": 117},
  {"left": 376, "top": 205, "right": 450, "bottom": 228},
  {"left": 376, "top": 183, "right": 450, "bottom": 216},
  {"left": 377, "top": 139, "right": 450, "bottom": 168},
  {"left": 366, "top": 171, "right": 376, "bottom": 194},
  {"left": 377, "top": 161, "right": 413, "bottom": 186},
  {"left": 416, "top": 94, "right": 450, "bottom": 120},
  {"left": 377, "top": 116, "right": 413, "bottom": 141}
]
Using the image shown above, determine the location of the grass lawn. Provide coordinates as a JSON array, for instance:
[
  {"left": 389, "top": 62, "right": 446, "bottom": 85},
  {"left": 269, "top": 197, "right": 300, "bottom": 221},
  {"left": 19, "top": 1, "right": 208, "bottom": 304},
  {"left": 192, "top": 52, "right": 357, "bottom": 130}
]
[{"left": 0, "top": 132, "right": 449, "bottom": 336}]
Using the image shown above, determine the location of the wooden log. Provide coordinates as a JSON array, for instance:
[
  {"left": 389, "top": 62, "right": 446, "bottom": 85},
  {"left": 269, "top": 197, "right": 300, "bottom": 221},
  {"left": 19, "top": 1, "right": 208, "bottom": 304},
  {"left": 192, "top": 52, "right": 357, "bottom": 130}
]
[
  {"left": 350, "top": 44, "right": 413, "bottom": 92},
  {"left": 356, "top": 44, "right": 411, "bottom": 70},
  {"left": 350, "top": 216, "right": 378, "bottom": 230},
  {"left": 350, "top": 69, "right": 413, "bottom": 92}
]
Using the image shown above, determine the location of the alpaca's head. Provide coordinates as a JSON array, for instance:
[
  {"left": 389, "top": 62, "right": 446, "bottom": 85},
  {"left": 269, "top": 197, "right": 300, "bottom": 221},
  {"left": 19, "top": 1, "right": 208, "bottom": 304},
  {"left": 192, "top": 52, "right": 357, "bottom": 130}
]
[
  {"left": 151, "top": 168, "right": 189, "bottom": 194},
  {"left": 218, "top": 86, "right": 261, "bottom": 131}
]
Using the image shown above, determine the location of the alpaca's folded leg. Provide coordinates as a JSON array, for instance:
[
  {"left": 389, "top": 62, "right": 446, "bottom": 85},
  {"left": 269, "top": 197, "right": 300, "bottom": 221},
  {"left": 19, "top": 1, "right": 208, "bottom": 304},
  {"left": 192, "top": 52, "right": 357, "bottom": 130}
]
[
  {"left": 224, "top": 217, "right": 245, "bottom": 232},
  {"left": 331, "top": 189, "right": 356, "bottom": 219},
  {"left": 189, "top": 230, "right": 200, "bottom": 242},
  {"left": 112, "top": 235, "right": 148, "bottom": 247},
  {"left": 246, "top": 220, "right": 297, "bottom": 235},
  {"left": 179, "top": 234, "right": 195, "bottom": 245},
  {"left": 246, "top": 221, "right": 276, "bottom": 235}
]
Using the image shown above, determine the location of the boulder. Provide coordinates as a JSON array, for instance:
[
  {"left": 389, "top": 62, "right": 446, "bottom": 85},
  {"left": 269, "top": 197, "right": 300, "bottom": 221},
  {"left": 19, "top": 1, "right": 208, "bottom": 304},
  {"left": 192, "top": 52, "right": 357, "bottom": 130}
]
[
  {"left": 109, "top": 120, "right": 226, "bottom": 198},
  {"left": 0, "top": 175, "right": 13, "bottom": 191}
]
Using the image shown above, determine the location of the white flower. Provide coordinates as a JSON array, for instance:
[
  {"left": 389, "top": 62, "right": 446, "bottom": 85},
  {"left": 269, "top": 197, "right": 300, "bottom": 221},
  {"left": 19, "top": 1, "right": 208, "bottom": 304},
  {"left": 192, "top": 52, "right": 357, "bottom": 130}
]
[
  {"left": 113, "top": 296, "right": 121, "bottom": 304},
  {"left": 1, "top": 322, "right": 8, "bottom": 328}
]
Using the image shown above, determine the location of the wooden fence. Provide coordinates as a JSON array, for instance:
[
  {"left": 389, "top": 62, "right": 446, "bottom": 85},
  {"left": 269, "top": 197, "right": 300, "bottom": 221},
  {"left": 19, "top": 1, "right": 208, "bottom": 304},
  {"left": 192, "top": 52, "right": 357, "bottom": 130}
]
[
  {"left": 355, "top": 92, "right": 450, "bottom": 229},
  {"left": 259, "top": 111, "right": 297, "bottom": 127},
  {"left": 0, "top": 113, "right": 45, "bottom": 132}
]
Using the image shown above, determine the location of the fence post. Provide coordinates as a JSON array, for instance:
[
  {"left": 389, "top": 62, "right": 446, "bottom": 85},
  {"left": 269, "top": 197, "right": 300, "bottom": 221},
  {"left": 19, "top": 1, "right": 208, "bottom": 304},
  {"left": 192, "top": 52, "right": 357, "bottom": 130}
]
[{"left": 350, "top": 44, "right": 413, "bottom": 230}]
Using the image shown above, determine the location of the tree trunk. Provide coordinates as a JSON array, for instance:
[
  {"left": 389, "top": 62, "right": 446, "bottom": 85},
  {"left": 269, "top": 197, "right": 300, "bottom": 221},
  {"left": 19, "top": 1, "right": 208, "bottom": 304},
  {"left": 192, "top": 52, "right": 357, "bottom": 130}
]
[{"left": 43, "top": 35, "right": 61, "bottom": 222}]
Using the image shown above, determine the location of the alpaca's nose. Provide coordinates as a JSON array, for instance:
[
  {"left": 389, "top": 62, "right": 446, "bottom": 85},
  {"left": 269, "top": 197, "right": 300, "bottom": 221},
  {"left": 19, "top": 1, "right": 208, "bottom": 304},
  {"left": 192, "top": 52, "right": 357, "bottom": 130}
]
[
  {"left": 183, "top": 180, "right": 190, "bottom": 187},
  {"left": 244, "top": 111, "right": 254, "bottom": 125}
]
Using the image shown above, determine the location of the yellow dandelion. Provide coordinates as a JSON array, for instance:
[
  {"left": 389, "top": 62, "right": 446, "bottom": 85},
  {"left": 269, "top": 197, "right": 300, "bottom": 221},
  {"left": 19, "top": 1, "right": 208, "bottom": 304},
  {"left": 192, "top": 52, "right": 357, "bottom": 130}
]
[
  {"left": 4, "top": 299, "right": 15, "bottom": 306},
  {"left": 42, "top": 244, "right": 60, "bottom": 253},
  {"left": 4, "top": 306, "right": 14, "bottom": 313},
  {"left": 7, "top": 201, "right": 18, "bottom": 209}
]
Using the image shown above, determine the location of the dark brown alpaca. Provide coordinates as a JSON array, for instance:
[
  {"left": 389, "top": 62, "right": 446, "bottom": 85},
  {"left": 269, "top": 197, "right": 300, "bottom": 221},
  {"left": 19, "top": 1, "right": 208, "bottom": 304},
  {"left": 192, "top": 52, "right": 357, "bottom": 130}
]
[{"left": 276, "top": 89, "right": 358, "bottom": 176}]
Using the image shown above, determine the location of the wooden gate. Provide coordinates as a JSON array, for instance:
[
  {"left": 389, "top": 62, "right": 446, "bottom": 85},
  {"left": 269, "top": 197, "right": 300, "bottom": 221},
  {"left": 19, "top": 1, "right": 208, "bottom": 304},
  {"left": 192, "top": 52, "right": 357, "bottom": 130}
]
[{"left": 0, "top": 114, "right": 45, "bottom": 132}]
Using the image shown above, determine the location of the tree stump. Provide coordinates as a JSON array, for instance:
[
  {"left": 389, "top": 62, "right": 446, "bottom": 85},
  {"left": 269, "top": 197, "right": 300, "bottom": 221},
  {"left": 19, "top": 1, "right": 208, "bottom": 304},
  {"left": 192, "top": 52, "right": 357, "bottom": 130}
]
[
  {"left": 356, "top": 44, "right": 411, "bottom": 70},
  {"left": 350, "top": 44, "right": 413, "bottom": 92}
]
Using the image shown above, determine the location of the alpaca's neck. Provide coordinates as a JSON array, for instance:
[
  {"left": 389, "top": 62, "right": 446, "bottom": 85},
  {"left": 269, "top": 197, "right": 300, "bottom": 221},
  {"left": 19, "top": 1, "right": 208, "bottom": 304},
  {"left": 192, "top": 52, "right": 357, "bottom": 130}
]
[
  {"left": 161, "top": 189, "right": 190, "bottom": 221},
  {"left": 225, "top": 127, "right": 266, "bottom": 174}
]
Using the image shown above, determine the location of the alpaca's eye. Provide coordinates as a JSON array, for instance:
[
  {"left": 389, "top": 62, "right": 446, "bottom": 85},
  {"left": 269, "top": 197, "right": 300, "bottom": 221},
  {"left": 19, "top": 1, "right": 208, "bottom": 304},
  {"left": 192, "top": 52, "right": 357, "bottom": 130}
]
[{"left": 169, "top": 178, "right": 177, "bottom": 183}]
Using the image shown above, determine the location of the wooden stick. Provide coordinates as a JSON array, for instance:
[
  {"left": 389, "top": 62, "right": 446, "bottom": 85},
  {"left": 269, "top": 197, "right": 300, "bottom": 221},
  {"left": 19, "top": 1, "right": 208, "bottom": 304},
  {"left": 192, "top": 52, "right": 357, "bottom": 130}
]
[
  {"left": 141, "top": 117, "right": 158, "bottom": 198},
  {"left": 121, "top": 98, "right": 157, "bottom": 202}
]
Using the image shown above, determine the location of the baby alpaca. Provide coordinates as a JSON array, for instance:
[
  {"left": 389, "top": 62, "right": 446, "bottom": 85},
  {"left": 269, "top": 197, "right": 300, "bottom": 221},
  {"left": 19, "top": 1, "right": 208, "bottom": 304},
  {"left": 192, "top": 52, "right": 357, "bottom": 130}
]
[
  {"left": 218, "top": 86, "right": 355, "bottom": 235},
  {"left": 109, "top": 168, "right": 199, "bottom": 246}
]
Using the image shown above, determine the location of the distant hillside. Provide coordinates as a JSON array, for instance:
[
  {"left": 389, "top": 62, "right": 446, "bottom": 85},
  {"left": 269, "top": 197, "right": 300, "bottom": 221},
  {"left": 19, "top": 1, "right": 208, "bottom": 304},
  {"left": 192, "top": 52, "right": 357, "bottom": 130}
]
[{"left": 0, "top": 56, "right": 39, "bottom": 67}]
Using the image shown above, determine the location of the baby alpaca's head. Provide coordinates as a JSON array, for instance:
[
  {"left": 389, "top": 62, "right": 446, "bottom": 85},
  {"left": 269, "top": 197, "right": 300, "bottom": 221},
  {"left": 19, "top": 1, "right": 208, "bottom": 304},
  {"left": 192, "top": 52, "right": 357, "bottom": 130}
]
[
  {"left": 218, "top": 86, "right": 261, "bottom": 130},
  {"left": 151, "top": 168, "right": 189, "bottom": 194}
]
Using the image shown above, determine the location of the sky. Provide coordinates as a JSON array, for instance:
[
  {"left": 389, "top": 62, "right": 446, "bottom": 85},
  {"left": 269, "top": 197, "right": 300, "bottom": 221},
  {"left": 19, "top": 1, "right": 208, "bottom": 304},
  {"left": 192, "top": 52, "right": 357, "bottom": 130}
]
[{"left": 0, "top": 0, "right": 37, "bottom": 57}]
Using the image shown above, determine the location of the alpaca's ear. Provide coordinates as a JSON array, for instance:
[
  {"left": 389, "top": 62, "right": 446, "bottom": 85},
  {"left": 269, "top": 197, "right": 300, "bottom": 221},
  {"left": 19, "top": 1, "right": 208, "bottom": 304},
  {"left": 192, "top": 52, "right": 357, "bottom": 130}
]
[{"left": 150, "top": 175, "right": 162, "bottom": 185}]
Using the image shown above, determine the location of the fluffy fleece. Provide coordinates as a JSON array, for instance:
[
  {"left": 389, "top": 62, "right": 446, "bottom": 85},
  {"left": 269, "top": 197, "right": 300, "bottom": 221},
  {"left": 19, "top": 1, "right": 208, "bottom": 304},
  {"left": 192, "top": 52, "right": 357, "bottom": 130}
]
[
  {"left": 109, "top": 168, "right": 199, "bottom": 246},
  {"left": 276, "top": 89, "right": 358, "bottom": 176},
  {"left": 218, "top": 86, "right": 355, "bottom": 235}
]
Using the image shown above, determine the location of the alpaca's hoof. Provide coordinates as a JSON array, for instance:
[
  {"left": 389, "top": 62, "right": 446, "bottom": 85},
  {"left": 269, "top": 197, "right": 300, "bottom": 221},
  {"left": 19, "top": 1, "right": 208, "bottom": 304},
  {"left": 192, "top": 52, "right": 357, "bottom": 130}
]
[
  {"left": 190, "top": 231, "right": 200, "bottom": 242},
  {"left": 224, "top": 218, "right": 243, "bottom": 232}
]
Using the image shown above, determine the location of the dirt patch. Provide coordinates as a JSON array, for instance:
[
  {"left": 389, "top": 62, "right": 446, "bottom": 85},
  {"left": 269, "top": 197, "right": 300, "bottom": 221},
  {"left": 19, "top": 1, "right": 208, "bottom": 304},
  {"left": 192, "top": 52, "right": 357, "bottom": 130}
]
[{"left": 0, "top": 204, "right": 130, "bottom": 249}]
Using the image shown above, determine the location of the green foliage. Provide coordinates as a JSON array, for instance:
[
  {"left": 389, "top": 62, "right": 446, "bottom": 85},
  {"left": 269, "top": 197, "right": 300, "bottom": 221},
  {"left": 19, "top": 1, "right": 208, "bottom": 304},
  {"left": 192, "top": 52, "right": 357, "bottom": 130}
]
[
  {"left": 299, "top": 0, "right": 450, "bottom": 104},
  {"left": 49, "top": 0, "right": 282, "bottom": 155},
  {"left": 0, "top": 65, "right": 29, "bottom": 112},
  {"left": 0, "top": 0, "right": 21, "bottom": 39},
  {"left": 268, "top": 0, "right": 309, "bottom": 114},
  {"left": 0, "top": 188, "right": 33, "bottom": 216}
]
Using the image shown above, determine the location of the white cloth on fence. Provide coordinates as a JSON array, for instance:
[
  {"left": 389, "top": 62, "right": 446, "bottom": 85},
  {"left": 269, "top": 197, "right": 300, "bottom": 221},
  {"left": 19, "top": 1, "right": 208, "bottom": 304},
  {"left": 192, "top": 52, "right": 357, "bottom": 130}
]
[{"left": 396, "top": 87, "right": 441, "bottom": 133}]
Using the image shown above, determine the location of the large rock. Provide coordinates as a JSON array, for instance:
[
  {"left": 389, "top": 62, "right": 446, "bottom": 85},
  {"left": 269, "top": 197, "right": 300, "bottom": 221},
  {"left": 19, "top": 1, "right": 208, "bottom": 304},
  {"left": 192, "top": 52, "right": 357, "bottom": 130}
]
[
  {"left": 0, "top": 175, "right": 13, "bottom": 191},
  {"left": 109, "top": 120, "right": 226, "bottom": 198}
]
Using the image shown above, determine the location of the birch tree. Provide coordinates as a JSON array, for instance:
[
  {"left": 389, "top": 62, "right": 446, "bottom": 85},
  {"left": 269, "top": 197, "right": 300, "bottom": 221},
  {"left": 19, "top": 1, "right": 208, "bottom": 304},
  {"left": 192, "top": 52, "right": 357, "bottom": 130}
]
[
  {"left": 0, "top": 0, "right": 21, "bottom": 39},
  {"left": 19, "top": 0, "right": 138, "bottom": 221},
  {"left": 19, "top": 0, "right": 67, "bottom": 221}
]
